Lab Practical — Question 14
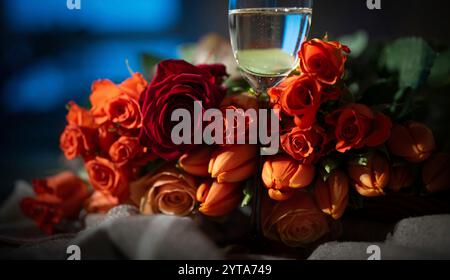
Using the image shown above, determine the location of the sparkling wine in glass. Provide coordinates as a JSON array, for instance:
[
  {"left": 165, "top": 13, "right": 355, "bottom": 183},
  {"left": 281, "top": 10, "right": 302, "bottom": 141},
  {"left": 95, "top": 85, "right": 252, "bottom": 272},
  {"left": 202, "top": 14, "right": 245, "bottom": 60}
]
[
  {"left": 228, "top": 0, "right": 313, "bottom": 245},
  {"left": 229, "top": 0, "right": 313, "bottom": 95}
]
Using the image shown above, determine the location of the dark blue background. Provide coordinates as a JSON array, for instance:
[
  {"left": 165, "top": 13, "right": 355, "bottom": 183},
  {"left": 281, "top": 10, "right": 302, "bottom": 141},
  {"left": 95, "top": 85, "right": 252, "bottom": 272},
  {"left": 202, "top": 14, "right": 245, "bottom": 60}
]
[{"left": 1, "top": 0, "right": 449, "bottom": 201}]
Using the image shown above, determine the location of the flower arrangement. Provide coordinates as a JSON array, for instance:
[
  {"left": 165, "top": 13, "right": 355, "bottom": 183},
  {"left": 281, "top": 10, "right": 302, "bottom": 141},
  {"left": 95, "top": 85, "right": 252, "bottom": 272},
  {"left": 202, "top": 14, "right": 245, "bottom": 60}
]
[{"left": 20, "top": 34, "right": 450, "bottom": 250}]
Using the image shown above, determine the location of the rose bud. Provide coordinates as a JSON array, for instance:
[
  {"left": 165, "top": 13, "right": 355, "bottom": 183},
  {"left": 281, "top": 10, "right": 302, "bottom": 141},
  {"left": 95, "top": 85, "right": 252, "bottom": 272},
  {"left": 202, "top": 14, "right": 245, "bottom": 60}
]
[
  {"left": 130, "top": 165, "right": 197, "bottom": 216},
  {"left": 273, "top": 74, "right": 321, "bottom": 129},
  {"left": 196, "top": 181, "right": 242, "bottom": 217},
  {"left": 388, "top": 163, "right": 415, "bottom": 192},
  {"left": 85, "top": 157, "right": 129, "bottom": 201},
  {"left": 20, "top": 172, "right": 89, "bottom": 234},
  {"left": 314, "top": 170, "right": 349, "bottom": 220},
  {"left": 60, "top": 124, "right": 97, "bottom": 160},
  {"left": 388, "top": 122, "right": 435, "bottom": 163},
  {"left": 209, "top": 145, "right": 258, "bottom": 183},
  {"left": 262, "top": 192, "right": 330, "bottom": 247},
  {"left": 348, "top": 152, "right": 390, "bottom": 197},
  {"left": 423, "top": 153, "right": 450, "bottom": 193},
  {"left": 179, "top": 146, "right": 213, "bottom": 177},
  {"left": 299, "top": 38, "right": 350, "bottom": 85},
  {"left": 262, "top": 155, "right": 315, "bottom": 201},
  {"left": 66, "top": 101, "right": 98, "bottom": 129},
  {"left": 109, "top": 136, "right": 144, "bottom": 167},
  {"left": 281, "top": 125, "right": 329, "bottom": 164},
  {"left": 84, "top": 191, "right": 119, "bottom": 214}
]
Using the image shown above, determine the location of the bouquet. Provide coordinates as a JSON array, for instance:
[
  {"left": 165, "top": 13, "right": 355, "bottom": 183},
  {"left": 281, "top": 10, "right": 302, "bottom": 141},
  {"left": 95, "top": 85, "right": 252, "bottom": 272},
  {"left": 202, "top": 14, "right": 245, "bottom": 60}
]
[{"left": 20, "top": 34, "right": 450, "bottom": 250}]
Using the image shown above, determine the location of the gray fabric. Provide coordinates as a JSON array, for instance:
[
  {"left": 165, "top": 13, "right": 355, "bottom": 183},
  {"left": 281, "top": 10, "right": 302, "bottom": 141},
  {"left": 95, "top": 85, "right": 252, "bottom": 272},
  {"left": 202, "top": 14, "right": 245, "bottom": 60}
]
[{"left": 1, "top": 181, "right": 450, "bottom": 260}]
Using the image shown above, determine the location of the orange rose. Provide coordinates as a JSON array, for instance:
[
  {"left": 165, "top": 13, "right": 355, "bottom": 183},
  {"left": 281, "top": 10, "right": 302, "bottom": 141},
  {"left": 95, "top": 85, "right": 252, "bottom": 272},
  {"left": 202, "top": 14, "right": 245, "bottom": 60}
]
[
  {"left": 130, "top": 166, "right": 197, "bottom": 216},
  {"left": 387, "top": 122, "right": 435, "bottom": 163},
  {"left": 388, "top": 163, "right": 415, "bottom": 192},
  {"left": 299, "top": 38, "right": 350, "bottom": 85},
  {"left": 86, "top": 157, "right": 128, "bottom": 200},
  {"left": 20, "top": 172, "right": 89, "bottom": 234},
  {"left": 104, "top": 94, "right": 142, "bottom": 130},
  {"left": 179, "top": 146, "right": 213, "bottom": 177},
  {"left": 60, "top": 124, "right": 97, "bottom": 160},
  {"left": 109, "top": 136, "right": 144, "bottom": 166},
  {"left": 209, "top": 145, "right": 258, "bottom": 183},
  {"left": 84, "top": 191, "right": 119, "bottom": 214},
  {"left": 269, "top": 74, "right": 321, "bottom": 129},
  {"left": 196, "top": 181, "right": 242, "bottom": 217},
  {"left": 348, "top": 152, "right": 390, "bottom": 197},
  {"left": 90, "top": 73, "right": 147, "bottom": 128},
  {"left": 66, "top": 101, "right": 98, "bottom": 129},
  {"left": 422, "top": 153, "right": 450, "bottom": 193},
  {"left": 262, "top": 192, "right": 330, "bottom": 247},
  {"left": 314, "top": 170, "right": 349, "bottom": 219},
  {"left": 281, "top": 125, "right": 329, "bottom": 164},
  {"left": 262, "top": 155, "right": 315, "bottom": 201},
  {"left": 326, "top": 103, "right": 392, "bottom": 153}
]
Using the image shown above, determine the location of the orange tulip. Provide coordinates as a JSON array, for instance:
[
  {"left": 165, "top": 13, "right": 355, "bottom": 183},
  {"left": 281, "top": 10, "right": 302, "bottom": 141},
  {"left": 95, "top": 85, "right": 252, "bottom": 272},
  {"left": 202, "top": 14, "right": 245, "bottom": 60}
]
[
  {"left": 348, "top": 153, "right": 390, "bottom": 197},
  {"left": 208, "top": 145, "right": 257, "bottom": 183},
  {"left": 197, "top": 181, "right": 242, "bottom": 217},
  {"left": 262, "top": 154, "right": 315, "bottom": 201},
  {"left": 388, "top": 163, "right": 415, "bottom": 192},
  {"left": 423, "top": 153, "right": 450, "bottom": 193},
  {"left": 387, "top": 122, "right": 435, "bottom": 163},
  {"left": 262, "top": 192, "right": 329, "bottom": 247},
  {"left": 179, "top": 146, "right": 213, "bottom": 177},
  {"left": 314, "top": 170, "right": 349, "bottom": 220}
]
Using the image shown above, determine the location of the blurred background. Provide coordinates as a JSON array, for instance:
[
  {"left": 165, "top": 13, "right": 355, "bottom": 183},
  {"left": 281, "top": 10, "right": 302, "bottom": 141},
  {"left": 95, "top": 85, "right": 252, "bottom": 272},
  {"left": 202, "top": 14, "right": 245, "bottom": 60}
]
[{"left": 1, "top": 0, "right": 450, "bottom": 202}]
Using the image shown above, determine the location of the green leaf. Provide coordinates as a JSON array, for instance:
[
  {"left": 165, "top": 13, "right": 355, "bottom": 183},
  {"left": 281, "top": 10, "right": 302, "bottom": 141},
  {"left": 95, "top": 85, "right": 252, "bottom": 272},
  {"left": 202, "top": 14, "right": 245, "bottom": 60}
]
[
  {"left": 428, "top": 49, "right": 450, "bottom": 88},
  {"left": 241, "top": 182, "right": 253, "bottom": 208},
  {"left": 379, "top": 37, "right": 437, "bottom": 96},
  {"left": 141, "top": 53, "right": 163, "bottom": 78},
  {"left": 338, "top": 30, "right": 369, "bottom": 58}
]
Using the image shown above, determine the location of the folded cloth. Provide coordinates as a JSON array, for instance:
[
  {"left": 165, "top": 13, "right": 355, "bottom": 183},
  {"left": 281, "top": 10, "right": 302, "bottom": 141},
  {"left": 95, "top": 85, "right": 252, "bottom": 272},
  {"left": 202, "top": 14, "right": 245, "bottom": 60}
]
[
  {"left": 1, "top": 181, "right": 450, "bottom": 260},
  {"left": 308, "top": 215, "right": 450, "bottom": 260}
]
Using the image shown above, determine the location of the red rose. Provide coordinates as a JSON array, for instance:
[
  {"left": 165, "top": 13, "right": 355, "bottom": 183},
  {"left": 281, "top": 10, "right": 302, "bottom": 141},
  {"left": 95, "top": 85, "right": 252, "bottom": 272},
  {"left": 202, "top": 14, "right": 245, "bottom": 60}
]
[
  {"left": 139, "top": 60, "right": 226, "bottom": 160},
  {"left": 299, "top": 39, "right": 350, "bottom": 85},
  {"left": 268, "top": 74, "right": 321, "bottom": 129},
  {"left": 326, "top": 103, "right": 392, "bottom": 153},
  {"left": 20, "top": 172, "right": 89, "bottom": 234},
  {"left": 281, "top": 125, "right": 329, "bottom": 164}
]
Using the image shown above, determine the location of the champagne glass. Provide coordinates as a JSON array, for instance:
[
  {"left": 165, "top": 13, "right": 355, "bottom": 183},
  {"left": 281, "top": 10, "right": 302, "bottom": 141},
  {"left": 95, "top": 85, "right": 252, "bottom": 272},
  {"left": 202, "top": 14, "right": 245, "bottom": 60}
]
[
  {"left": 228, "top": 0, "right": 313, "bottom": 245},
  {"left": 229, "top": 0, "right": 313, "bottom": 95}
]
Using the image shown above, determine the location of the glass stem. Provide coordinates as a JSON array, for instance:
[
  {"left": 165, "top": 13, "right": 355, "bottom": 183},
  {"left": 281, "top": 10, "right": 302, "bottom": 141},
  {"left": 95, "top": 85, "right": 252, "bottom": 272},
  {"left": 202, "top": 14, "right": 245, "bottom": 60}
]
[{"left": 250, "top": 88, "right": 268, "bottom": 250}]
